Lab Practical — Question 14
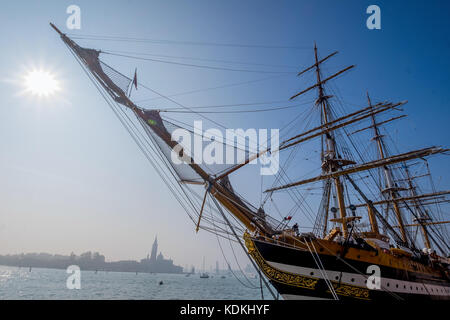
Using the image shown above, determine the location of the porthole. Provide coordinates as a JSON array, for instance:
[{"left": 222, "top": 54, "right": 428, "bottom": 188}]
[
  {"left": 387, "top": 283, "right": 390, "bottom": 287},
  {"left": 396, "top": 284, "right": 398, "bottom": 288},
  {"left": 310, "top": 272, "right": 314, "bottom": 276},
  {"left": 351, "top": 278, "right": 355, "bottom": 282},
  {"left": 335, "top": 276, "right": 339, "bottom": 280}
]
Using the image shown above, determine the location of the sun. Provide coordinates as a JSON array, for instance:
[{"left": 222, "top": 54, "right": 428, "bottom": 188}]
[{"left": 24, "top": 70, "right": 60, "bottom": 97}]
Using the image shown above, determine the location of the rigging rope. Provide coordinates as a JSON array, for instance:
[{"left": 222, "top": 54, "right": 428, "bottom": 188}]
[
  {"left": 304, "top": 239, "right": 339, "bottom": 300},
  {"left": 207, "top": 195, "right": 261, "bottom": 290},
  {"left": 102, "top": 49, "right": 299, "bottom": 69},
  {"left": 102, "top": 51, "right": 296, "bottom": 74},
  {"left": 160, "top": 103, "right": 309, "bottom": 114},
  {"left": 136, "top": 74, "right": 291, "bottom": 103},
  {"left": 210, "top": 196, "right": 278, "bottom": 300},
  {"left": 69, "top": 34, "right": 314, "bottom": 50}
]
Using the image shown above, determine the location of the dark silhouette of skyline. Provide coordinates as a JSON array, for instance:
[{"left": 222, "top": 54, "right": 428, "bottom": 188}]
[{"left": 0, "top": 236, "right": 183, "bottom": 274}]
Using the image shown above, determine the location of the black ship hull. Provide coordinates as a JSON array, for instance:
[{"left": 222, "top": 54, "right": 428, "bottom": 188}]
[{"left": 247, "top": 236, "right": 450, "bottom": 301}]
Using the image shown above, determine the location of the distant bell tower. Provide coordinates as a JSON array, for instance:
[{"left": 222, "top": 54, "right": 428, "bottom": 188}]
[{"left": 150, "top": 236, "right": 158, "bottom": 261}]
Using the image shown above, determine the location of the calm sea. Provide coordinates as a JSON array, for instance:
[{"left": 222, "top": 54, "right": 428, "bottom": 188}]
[{"left": 0, "top": 265, "right": 273, "bottom": 300}]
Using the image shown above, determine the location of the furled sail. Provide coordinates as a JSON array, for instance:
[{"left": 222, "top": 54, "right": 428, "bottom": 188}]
[{"left": 51, "top": 23, "right": 274, "bottom": 235}]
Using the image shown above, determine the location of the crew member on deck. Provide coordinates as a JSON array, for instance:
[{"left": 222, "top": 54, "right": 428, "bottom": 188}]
[{"left": 292, "top": 223, "right": 299, "bottom": 236}]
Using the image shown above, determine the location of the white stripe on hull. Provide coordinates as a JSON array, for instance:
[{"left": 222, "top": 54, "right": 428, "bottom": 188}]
[
  {"left": 281, "top": 294, "right": 331, "bottom": 300},
  {"left": 267, "top": 260, "right": 450, "bottom": 297}
]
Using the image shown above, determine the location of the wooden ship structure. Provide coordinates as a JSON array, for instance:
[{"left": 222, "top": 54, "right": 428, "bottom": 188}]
[{"left": 51, "top": 23, "right": 450, "bottom": 300}]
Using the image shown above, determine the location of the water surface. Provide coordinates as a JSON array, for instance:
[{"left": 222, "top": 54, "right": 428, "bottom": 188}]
[{"left": 0, "top": 265, "right": 272, "bottom": 300}]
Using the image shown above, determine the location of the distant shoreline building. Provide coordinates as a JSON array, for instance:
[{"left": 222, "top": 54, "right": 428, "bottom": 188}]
[
  {"left": 139, "top": 236, "right": 183, "bottom": 274},
  {"left": 0, "top": 235, "right": 183, "bottom": 274}
]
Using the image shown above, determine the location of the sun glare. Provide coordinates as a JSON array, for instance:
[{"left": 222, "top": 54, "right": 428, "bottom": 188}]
[{"left": 24, "top": 70, "right": 60, "bottom": 97}]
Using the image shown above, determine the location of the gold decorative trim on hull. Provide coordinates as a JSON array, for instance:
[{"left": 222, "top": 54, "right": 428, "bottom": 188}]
[
  {"left": 244, "top": 232, "right": 371, "bottom": 300},
  {"left": 244, "top": 232, "right": 318, "bottom": 290},
  {"left": 330, "top": 283, "right": 370, "bottom": 300}
]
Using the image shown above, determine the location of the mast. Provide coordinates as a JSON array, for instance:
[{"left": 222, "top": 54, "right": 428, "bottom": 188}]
[
  {"left": 273, "top": 45, "right": 445, "bottom": 241},
  {"left": 313, "top": 44, "right": 349, "bottom": 238},
  {"left": 367, "top": 92, "right": 409, "bottom": 246},
  {"left": 404, "top": 164, "right": 432, "bottom": 249},
  {"left": 270, "top": 44, "right": 446, "bottom": 245}
]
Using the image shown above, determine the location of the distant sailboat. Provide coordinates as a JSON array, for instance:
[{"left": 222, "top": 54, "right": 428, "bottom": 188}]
[{"left": 200, "top": 257, "right": 209, "bottom": 279}]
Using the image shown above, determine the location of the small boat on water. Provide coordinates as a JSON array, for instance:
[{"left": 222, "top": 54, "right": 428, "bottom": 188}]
[{"left": 200, "top": 257, "right": 209, "bottom": 278}]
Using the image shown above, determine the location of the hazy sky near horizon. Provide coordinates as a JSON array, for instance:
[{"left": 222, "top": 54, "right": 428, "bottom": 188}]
[{"left": 0, "top": 0, "right": 449, "bottom": 270}]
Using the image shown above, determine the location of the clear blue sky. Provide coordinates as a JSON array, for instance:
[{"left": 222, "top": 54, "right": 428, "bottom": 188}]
[{"left": 0, "top": 1, "right": 449, "bottom": 268}]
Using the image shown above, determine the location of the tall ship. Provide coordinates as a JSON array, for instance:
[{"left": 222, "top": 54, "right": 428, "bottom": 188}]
[{"left": 51, "top": 23, "right": 450, "bottom": 300}]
